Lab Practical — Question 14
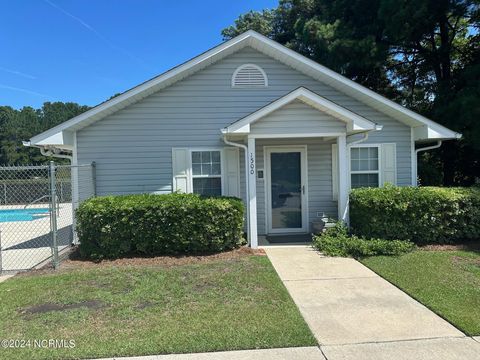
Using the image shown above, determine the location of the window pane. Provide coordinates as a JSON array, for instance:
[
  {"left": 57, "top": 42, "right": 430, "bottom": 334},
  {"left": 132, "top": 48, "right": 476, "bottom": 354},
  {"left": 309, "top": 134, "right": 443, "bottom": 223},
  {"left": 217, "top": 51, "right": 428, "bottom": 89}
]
[
  {"left": 369, "top": 159, "right": 378, "bottom": 170},
  {"left": 201, "top": 151, "right": 211, "bottom": 163},
  {"left": 360, "top": 148, "right": 369, "bottom": 158},
  {"left": 192, "top": 163, "right": 201, "bottom": 175},
  {"left": 369, "top": 147, "right": 378, "bottom": 159},
  {"left": 211, "top": 151, "right": 221, "bottom": 163},
  {"left": 351, "top": 159, "right": 359, "bottom": 171},
  {"left": 351, "top": 173, "right": 379, "bottom": 188},
  {"left": 212, "top": 163, "right": 221, "bottom": 175},
  {"left": 192, "top": 151, "right": 201, "bottom": 164},
  {"left": 359, "top": 159, "right": 369, "bottom": 171},
  {"left": 200, "top": 163, "right": 211, "bottom": 175},
  {"left": 193, "top": 178, "right": 222, "bottom": 196},
  {"left": 351, "top": 148, "right": 360, "bottom": 160}
]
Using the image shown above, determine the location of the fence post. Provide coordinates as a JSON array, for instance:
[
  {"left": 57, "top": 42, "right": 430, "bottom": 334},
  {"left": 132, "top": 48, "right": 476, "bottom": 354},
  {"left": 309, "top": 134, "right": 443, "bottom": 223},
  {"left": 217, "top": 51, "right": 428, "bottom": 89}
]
[
  {"left": 50, "top": 161, "right": 59, "bottom": 269},
  {"left": 91, "top": 161, "right": 97, "bottom": 197}
]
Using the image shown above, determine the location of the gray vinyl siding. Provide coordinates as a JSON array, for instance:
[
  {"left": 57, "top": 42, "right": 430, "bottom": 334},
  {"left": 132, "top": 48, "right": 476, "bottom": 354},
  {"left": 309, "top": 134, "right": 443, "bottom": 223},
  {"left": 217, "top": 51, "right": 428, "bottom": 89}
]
[
  {"left": 76, "top": 46, "right": 412, "bottom": 231},
  {"left": 250, "top": 100, "right": 345, "bottom": 135},
  {"left": 255, "top": 138, "right": 337, "bottom": 235}
]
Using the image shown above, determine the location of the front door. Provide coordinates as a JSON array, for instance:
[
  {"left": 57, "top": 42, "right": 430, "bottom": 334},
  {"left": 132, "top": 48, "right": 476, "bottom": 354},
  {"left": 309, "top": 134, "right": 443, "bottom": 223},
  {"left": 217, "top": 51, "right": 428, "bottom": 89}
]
[{"left": 266, "top": 146, "right": 307, "bottom": 234}]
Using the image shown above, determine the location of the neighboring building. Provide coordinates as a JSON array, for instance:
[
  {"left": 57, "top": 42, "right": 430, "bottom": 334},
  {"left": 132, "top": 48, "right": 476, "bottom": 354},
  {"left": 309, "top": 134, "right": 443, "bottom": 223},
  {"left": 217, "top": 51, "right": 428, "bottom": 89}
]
[{"left": 27, "top": 31, "right": 461, "bottom": 247}]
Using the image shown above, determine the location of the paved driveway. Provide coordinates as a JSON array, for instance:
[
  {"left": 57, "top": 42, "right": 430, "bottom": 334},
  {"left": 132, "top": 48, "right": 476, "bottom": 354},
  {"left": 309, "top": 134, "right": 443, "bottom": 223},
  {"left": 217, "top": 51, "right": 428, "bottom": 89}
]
[{"left": 265, "top": 246, "right": 480, "bottom": 360}]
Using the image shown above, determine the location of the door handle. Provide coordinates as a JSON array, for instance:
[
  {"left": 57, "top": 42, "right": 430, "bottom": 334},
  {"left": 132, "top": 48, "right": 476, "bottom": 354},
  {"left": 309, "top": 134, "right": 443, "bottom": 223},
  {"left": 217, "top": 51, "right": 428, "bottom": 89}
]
[{"left": 302, "top": 185, "right": 305, "bottom": 195}]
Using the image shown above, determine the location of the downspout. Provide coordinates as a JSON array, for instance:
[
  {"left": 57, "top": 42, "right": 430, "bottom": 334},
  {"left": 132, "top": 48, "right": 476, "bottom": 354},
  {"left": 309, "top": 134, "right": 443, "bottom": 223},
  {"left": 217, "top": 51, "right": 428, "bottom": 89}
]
[
  {"left": 347, "top": 132, "right": 369, "bottom": 147},
  {"left": 222, "top": 131, "right": 250, "bottom": 247},
  {"left": 413, "top": 140, "right": 442, "bottom": 186}
]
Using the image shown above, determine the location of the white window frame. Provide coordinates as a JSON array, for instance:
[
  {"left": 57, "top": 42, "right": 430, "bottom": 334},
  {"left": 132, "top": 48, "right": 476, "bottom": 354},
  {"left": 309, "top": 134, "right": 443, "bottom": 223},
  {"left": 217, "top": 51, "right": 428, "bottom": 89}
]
[
  {"left": 188, "top": 148, "right": 225, "bottom": 196},
  {"left": 349, "top": 144, "right": 381, "bottom": 189}
]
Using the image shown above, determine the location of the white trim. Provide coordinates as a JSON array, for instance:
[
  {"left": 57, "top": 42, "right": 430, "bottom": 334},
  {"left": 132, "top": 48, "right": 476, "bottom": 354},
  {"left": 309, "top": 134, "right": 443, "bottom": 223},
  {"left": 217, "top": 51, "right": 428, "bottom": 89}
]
[
  {"left": 225, "top": 87, "right": 376, "bottom": 134},
  {"left": 264, "top": 145, "right": 308, "bottom": 234},
  {"left": 248, "top": 132, "right": 346, "bottom": 139},
  {"left": 231, "top": 63, "right": 268, "bottom": 87},
  {"left": 247, "top": 137, "right": 258, "bottom": 248},
  {"left": 337, "top": 135, "right": 348, "bottom": 222},
  {"left": 331, "top": 143, "right": 338, "bottom": 200},
  {"left": 411, "top": 128, "right": 416, "bottom": 186}
]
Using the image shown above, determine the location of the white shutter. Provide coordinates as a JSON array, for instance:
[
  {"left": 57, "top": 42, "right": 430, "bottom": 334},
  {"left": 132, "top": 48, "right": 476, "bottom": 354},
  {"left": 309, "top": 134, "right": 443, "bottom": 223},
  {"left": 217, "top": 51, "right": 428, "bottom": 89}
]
[
  {"left": 381, "top": 143, "right": 396, "bottom": 186},
  {"left": 332, "top": 143, "right": 338, "bottom": 200},
  {"left": 172, "top": 148, "right": 190, "bottom": 193},
  {"left": 224, "top": 147, "right": 240, "bottom": 197}
]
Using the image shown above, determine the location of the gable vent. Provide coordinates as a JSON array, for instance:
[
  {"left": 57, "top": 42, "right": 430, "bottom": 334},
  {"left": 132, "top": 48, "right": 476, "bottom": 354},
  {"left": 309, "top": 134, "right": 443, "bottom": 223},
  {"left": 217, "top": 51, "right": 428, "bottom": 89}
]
[{"left": 232, "top": 64, "right": 268, "bottom": 88}]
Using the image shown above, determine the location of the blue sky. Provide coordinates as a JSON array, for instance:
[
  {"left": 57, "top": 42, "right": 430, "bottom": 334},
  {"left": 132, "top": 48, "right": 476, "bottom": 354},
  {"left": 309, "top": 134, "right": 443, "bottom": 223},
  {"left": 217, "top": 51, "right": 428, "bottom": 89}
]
[{"left": 1, "top": 0, "right": 277, "bottom": 109}]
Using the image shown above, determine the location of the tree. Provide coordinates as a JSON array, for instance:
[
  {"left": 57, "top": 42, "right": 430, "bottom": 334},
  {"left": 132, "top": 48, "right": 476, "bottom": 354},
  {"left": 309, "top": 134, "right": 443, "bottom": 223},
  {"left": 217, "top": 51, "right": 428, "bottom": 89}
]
[
  {"left": 0, "top": 102, "right": 90, "bottom": 165},
  {"left": 223, "top": 0, "right": 480, "bottom": 185}
]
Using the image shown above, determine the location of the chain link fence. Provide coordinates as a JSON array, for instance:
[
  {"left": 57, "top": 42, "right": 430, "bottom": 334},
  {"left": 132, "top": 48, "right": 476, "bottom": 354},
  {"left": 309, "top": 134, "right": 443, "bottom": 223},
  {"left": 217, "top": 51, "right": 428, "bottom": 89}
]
[{"left": 0, "top": 162, "right": 95, "bottom": 273}]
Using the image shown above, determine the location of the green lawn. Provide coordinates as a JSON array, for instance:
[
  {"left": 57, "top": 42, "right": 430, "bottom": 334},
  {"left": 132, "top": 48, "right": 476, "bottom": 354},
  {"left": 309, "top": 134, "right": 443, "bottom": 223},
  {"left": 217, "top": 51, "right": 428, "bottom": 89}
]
[
  {"left": 0, "top": 255, "right": 315, "bottom": 360},
  {"left": 361, "top": 248, "right": 480, "bottom": 335}
]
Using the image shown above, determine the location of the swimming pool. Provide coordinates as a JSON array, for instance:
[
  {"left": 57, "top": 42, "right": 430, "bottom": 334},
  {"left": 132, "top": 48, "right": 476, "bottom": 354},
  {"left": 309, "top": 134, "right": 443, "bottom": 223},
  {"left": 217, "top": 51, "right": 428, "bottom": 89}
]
[{"left": 0, "top": 208, "right": 50, "bottom": 223}]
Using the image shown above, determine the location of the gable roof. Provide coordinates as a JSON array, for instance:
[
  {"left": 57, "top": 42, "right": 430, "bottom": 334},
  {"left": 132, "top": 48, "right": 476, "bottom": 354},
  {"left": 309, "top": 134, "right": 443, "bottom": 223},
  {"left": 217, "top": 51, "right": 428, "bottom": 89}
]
[
  {"left": 223, "top": 87, "right": 379, "bottom": 134},
  {"left": 29, "top": 30, "right": 461, "bottom": 148}
]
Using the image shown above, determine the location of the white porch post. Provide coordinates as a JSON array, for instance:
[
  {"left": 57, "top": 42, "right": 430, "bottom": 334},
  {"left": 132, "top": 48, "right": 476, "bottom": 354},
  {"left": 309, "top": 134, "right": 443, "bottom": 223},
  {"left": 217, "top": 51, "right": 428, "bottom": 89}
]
[
  {"left": 247, "top": 136, "right": 258, "bottom": 248},
  {"left": 337, "top": 134, "right": 349, "bottom": 223}
]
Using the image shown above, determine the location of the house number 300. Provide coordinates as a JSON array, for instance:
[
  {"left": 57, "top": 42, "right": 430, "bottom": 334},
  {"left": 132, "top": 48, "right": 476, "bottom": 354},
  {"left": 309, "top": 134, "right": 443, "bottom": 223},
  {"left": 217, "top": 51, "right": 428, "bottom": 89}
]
[{"left": 249, "top": 153, "right": 255, "bottom": 175}]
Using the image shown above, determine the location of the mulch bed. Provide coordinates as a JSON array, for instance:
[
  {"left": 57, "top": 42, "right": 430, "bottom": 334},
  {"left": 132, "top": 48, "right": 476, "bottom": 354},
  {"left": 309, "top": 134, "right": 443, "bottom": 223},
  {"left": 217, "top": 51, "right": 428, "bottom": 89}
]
[
  {"left": 419, "top": 241, "right": 480, "bottom": 252},
  {"left": 17, "top": 246, "right": 266, "bottom": 277}
]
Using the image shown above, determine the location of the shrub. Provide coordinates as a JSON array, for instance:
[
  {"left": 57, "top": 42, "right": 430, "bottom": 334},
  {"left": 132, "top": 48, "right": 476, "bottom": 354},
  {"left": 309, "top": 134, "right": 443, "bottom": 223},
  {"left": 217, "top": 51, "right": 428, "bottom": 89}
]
[
  {"left": 350, "top": 185, "right": 480, "bottom": 244},
  {"left": 76, "top": 193, "right": 245, "bottom": 260},
  {"left": 312, "top": 222, "right": 415, "bottom": 258}
]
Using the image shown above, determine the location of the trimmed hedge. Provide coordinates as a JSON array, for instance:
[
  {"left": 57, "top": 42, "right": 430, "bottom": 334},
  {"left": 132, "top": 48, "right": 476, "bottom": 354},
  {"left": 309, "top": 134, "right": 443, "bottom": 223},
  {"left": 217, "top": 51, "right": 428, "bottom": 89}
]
[
  {"left": 350, "top": 185, "right": 480, "bottom": 244},
  {"left": 312, "top": 222, "right": 415, "bottom": 258},
  {"left": 76, "top": 193, "right": 245, "bottom": 260}
]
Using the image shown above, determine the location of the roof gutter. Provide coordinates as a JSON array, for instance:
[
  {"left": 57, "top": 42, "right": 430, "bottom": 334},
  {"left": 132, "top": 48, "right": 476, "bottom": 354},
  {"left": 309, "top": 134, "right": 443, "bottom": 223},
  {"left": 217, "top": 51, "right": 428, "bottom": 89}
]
[
  {"left": 346, "top": 124, "right": 383, "bottom": 147},
  {"left": 22, "top": 141, "right": 73, "bottom": 162}
]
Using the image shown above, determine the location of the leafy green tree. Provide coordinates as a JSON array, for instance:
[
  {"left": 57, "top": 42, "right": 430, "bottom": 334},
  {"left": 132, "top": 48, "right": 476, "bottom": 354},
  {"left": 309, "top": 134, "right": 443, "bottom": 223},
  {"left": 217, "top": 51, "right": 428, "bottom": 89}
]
[{"left": 0, "top": 102, "right": 90, "bottom": 165}]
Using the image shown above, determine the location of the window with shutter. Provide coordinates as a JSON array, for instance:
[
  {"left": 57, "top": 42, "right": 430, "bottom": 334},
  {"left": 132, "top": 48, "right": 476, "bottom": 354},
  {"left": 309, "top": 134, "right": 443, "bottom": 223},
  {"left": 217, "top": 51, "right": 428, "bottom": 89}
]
[{"left": 171, "top": 148, "right": 240, "bottom": 197}]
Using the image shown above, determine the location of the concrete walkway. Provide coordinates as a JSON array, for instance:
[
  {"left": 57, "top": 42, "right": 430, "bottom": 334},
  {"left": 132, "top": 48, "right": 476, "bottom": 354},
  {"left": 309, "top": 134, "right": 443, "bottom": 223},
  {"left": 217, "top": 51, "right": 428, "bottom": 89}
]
[
  {"left": 94, "top": 347, "right": 326, "bottom": 360},
  {"left": 264, "top": 246, "right": 480, "bottom": 360},
  {"left": 0, "top": 274, "right": 14, "bottom": 283}
]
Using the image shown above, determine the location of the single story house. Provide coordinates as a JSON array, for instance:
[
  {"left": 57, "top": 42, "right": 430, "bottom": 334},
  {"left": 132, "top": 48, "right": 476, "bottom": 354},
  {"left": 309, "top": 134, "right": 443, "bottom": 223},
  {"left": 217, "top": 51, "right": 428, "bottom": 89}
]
[{"left": 27, "top": 30, "right": 461, "bottom": 248}]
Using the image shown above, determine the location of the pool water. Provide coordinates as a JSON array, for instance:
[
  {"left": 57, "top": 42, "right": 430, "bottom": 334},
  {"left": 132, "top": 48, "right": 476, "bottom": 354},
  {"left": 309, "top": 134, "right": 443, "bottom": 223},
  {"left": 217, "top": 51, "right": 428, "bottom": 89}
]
[{"left": 0, "top": 208, "right": 50, "bottom": 222}]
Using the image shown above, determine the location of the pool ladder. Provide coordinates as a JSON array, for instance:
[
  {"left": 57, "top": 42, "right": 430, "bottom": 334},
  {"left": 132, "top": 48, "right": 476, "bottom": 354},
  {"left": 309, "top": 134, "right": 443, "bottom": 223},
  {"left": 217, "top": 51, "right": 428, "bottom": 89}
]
[{"left": 24, "top": 195, "right": 60, "bottom": 215}]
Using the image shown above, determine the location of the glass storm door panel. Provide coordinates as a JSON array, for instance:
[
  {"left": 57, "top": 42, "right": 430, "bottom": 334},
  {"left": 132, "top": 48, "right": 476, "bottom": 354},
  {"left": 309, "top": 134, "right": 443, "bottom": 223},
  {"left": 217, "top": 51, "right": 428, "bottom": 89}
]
[{"left": 270, "top": 151, "right": 303, "bottom": 230}]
